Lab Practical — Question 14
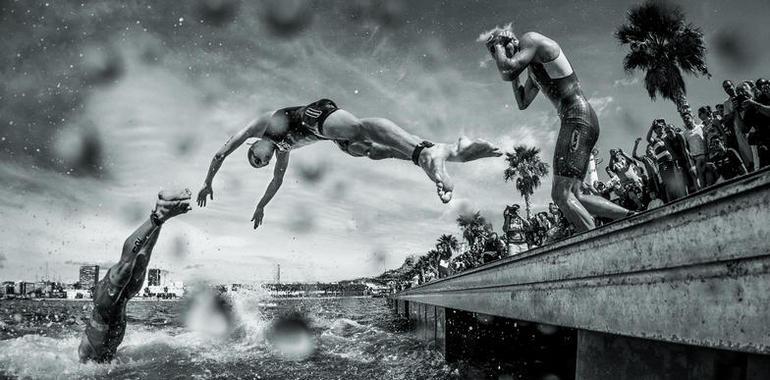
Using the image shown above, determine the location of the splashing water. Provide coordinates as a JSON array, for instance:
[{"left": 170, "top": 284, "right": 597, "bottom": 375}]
[{"left": 0, "top": 296, "right": 453, "bottom": 379}]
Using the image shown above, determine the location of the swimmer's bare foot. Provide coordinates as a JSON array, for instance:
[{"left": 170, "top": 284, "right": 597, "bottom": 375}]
[
  {"left": 153, "top": 188, "right": 193, "bottom": 224},
  {"left": 417, "top": 138, "right": 502, "bottom": 203},
  {"left": 418, "top": 144, "right": 455, "bottom": 203},
  {"left": 448, "top": 137, "right": 503, "bottom": 162}
]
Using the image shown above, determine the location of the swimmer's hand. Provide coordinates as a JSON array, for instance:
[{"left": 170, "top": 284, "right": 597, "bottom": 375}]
[
  {"left": 197, "top": 184, "right": 213, "bottom": 207},
  {"left": 251, "top": 207, "right": 264, "bottom": 229}
]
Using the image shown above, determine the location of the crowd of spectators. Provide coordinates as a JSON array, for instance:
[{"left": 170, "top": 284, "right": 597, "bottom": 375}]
[
  {"left": 389, "top": 202, "right": 575, "bottom": 290},
  {"left": 592, "top": 78, "right": 770, "bottom": 213},
  {"left": 389, "top": 78, "right": 770, "bottom": 290}
]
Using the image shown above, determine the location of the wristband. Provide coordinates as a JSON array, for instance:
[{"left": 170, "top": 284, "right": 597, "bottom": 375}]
[{"left": 412, "top": 141, "right": 435, "bottom": 166}]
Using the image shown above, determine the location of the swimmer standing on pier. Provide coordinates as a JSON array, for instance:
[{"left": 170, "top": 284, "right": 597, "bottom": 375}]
[{"left": 483, "top": 26, "right": 632, "bottom": 231}]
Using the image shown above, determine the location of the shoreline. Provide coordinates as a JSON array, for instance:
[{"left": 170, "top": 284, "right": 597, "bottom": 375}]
[{"left": 0, "top": 295, "right": 382, "bottom": 302}]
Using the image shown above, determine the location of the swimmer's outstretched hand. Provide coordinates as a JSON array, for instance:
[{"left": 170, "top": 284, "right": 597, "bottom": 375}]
[
  {"left": 251, "top": 207, "right": 265, "bottom": 230},
  {"left": 197, "top": 184, "right": 214, "bottom": 207}
]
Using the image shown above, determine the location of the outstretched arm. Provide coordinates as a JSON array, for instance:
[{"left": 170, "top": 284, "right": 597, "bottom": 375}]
[
  {"left": 645, "top": 125, "right": 656, "bottom": 145},
  {"left": 511, "top": 74, "right": 540, "bottom": 110},
  {"left": 198, "top": 115, "right": 270, "bottom": 207},
  {"left": 632, "top": 138, "right": 643, "bottom": 160},
  {"left": 251, "top": 151, "right": 289, "bottom": 229}
]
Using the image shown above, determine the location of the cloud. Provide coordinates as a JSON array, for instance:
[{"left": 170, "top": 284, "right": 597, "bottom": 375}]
[
  {"left": 0, "top": 253, "right": 5, "bottom": 269},
  {"left": 613, "top": 77, "right": 640, "bottom": 87},
  {"left": 588, "top": 96, "right": 615, "bottom": 117}
]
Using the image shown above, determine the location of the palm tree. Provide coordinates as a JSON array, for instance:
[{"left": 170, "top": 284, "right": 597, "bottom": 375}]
[
  {"left": 436, "top": 234, "right": 459, "bottom": 259},
  {"left": 504, "top": 145, "right": 549, "bottom": 219},
  {"left": 615, "top": 0, "right": 710, "bottom": 123},
  {"left": 456, "top": 211, "right": 489, "bottom": 254}
]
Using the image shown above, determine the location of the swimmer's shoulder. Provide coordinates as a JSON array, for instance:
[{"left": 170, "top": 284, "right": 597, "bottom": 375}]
[{"left": 520, "top": 32, "right": 561, "bottom": 63}]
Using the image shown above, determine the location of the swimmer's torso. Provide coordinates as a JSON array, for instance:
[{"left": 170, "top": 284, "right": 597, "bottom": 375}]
[
  {"left": 263, "top": 106, "right": 324, "bottom": 152},
  {"left": 262, "top": 99, "right": 340, "bottom": 152},
  {"left": 528, "top": 49, "right": 585, "bottom": 114}
]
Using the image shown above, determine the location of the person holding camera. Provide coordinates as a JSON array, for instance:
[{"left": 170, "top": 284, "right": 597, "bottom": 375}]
[
  {"left": 503, "top": 204, "right": 529, "bottom": 255},
  {"left": 646, "top": 119, "right": 688, "bottom": 202},
  {"left": 722, "top": 80, "right": 755, "bottom": 171},
  {"left": 740, "top": 78, "right": 770, "bottom": 168}
]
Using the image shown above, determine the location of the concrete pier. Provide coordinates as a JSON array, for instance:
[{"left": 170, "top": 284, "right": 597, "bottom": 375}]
[{"left": 393, "top": 168, "right": 770, "bottom": 379}]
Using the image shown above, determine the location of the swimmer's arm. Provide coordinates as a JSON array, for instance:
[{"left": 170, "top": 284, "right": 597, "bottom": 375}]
[
  {"left": 645, "top": 125, "right": 656, "bottom": 145},
  {"left": 203, "top": 117, "right": 268, "bottom": 186},
  {"left": 492, "top": 36, "right": 538, "bottom": 81},
  {"left": 512, "top": 74, "right": 540, "bottom": 110},
  {"left": 252, "top": 152, "right": 289, "bottom": 229},
  {"left": 256, "top": 151, "right": 289, "bottom": 209},
  {"left": 108, "top": 218, "right": 160, "bottom": 291}
]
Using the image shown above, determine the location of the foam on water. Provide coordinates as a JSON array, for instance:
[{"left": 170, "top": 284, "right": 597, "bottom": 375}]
[{"left": 0, "top": 297, "right": 453, "bottom": 380}]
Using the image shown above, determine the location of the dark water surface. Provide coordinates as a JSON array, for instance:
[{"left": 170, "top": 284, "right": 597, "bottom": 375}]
[{"left": 0, "top": 295, "right": 461, "bottom": 380}]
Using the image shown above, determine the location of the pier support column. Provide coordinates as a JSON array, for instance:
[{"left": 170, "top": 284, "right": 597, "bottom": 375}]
[
  {"left": 396, "top": 299, "right": 408, "bottom": 318},
  {"left": 576, "top": 330, "right": 768, "bottom": 380}
]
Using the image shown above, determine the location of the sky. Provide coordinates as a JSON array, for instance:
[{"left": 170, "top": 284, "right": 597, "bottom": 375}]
[{"left": 1, "top": 0, "right": 769, "bottom": 283}]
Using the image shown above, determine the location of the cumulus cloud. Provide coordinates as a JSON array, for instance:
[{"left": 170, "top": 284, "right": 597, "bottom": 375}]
[
  {"left": 613, "top": 77, "right": 640, "bottom": 87},
  {"left": 588, "top": 96, "right": 615, "bottom": 117}
]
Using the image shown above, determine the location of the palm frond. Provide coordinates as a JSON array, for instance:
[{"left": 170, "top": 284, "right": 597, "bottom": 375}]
[{"left": 644, "top": 64, "right": 685, "bottom": 100}]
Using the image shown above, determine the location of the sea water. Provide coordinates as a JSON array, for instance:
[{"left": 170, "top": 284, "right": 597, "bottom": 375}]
[{"left": 0, "top": 294, "right": 461, "bottom": 380}]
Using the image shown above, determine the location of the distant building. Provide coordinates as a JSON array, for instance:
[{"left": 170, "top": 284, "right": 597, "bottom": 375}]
[
  {"left": 142, "top": 269, "right": 183, "bottom": 298},
  {"left": 2, "top": 281, "right": 15, "bottom": 295},
  {"left": 79, "top": 265, "right": 100, "bottom": 290},
  {"left": 147, "top": 268, "right": 162, "bottom": 286},
  {"left": 20, "top": 282, "right": 36, "bottom": 295},
  {"left": 273, "top": 264, "right": 281, "bottom": 284}
]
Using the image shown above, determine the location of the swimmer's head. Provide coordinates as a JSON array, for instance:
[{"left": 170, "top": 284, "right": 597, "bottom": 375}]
[
  {"left": 479, "top": 23, "right": 518, "bottom": 56},
  {"left": 248, "top": 140, "right": 276, "bottom": 168}
]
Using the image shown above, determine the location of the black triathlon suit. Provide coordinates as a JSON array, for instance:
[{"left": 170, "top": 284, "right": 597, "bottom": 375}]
[
  {"left": 263, "top": 98, "right": 349, "bottom": 153},
  {"left": 80, "top": 267, "right": 143, "bottom": 362},
  {"left": 529, "top": 61, "right": 599, "bottom": 179}
]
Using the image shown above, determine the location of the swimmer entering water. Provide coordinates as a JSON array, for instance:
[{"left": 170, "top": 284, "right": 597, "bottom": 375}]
[{"left": 78, "top": 189, "right": 192, "bottom": 363}]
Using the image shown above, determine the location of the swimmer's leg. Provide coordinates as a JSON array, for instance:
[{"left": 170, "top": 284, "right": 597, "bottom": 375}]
[
  {"left": 323, "top": 110, "right": 501, "bottom": 203},
  {"left": 78, "top": 189, "right": 192, "bottom": 362}
]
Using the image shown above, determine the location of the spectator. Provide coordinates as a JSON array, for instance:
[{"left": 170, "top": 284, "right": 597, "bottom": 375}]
[
  {"left": 546, "top": 202, "right": 573, "bottom": 242},
  {"left": 665, "top": 122, "right": 699, "bottom": 192},
  {"left": 606, "top": 149, "right": 649, "bottom": 211},
  {"left": 502, "top": 204, "right": 528, "bottom": 255},
  {"left": 722, "top": 80, "right": 755, "bottom": 171},
  {"left": 530, "top": 212, "right": 552, "bottom": 247},
  {"left": 646, "top": 119, "right": 688, "bottom": 202},
  {"left": 632, "top": 137, "right": 663, "bottom": 198},
  {"left": 742, "top": 78, "right": 770, "bottom": 168},
  {"left": 706, "top": 138, "right": 748, "bottom": 182},
  {"left": 646, "top": 190, "right": 664, "bottom": 210},
  {"left": 481, "top": 232, "right": 508, "bottom": 263},
  {"left": 698, "top": 106, "right": 725, "bottom": 186},
  {"left": 682, "top": 112, "right": 707, "bottom": 189}
]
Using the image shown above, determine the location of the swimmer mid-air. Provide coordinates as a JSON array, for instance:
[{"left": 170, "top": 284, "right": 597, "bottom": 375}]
[
  {"left": 79, "top": 189, "right": 192, "bottom": 363},
  {"left": 197, "top": 99, "right": 502, "bottom": 229},
  {"left": 483, "top": 26, "right": 632, "bottom": 231}
]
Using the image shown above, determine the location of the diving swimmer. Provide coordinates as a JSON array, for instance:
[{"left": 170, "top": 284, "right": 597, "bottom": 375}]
[
  {"left": 197, "top": 99, "right": 502, "bottom": 228},
  {"left": 483, "top": 26, "right": 631, "bottom": 231},
  {"left": 78, "top": 189, "right": 192, "bottom": 363}
]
